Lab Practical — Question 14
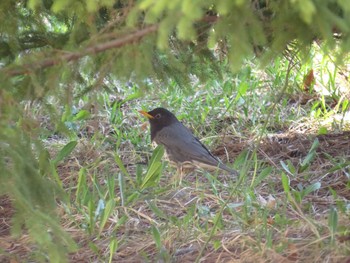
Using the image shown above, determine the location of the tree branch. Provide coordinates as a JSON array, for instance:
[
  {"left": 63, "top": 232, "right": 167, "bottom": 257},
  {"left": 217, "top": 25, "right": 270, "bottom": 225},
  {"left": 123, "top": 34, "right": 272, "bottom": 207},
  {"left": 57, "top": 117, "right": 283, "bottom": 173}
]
[{"left": 1, "top": 24, "right": 159, "bottom": 77}]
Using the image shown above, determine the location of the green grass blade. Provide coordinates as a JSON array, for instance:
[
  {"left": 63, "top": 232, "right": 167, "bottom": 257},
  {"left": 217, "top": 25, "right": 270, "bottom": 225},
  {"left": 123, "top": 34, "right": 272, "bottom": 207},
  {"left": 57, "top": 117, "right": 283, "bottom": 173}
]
[
  {"left": 281, "top": 173, "right": 290, "bottom": 196},
  {"left": 114, "top": 154, "right": 135, "bottom": 188},
  {"left": 302, "top": 182, "right": 321, "bottom": 197},
  {"left": 151, "top": 225, "right": 161, "bottom": 249},
  {"left": 300, "top": 138, "right": 319, "bottom": 172},
  {"left": 140, "top": 145, "right": 164, "bottom": 190},
  {"left": 76, "top": 168, "right": 87, "bottom": 203},
  {"left": 118, "top": 172, "right": 125, "bottom": 206},
  {"left": 99, "top": 199, "right": 115, "bottom": 235},
  {"left": 108, "top": 238, "right": 118, "bottom": 263},
  {"left": 52, "top": 141, "right": 77, "bottom": 166},
  {"left": 328, "top": 207, "right": 338, "bottom": 243}
]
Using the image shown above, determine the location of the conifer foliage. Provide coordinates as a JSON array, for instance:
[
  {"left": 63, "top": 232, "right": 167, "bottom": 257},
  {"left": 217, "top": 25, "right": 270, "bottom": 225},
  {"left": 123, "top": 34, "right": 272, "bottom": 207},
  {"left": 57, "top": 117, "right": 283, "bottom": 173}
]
[{"left": 0, "top": 0, "right": 349, "bottom": 261}]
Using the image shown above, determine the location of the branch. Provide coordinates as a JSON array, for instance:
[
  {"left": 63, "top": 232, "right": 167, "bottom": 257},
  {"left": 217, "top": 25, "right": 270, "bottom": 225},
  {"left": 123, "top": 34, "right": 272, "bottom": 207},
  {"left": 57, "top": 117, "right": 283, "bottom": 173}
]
[{"left": 1, "top": 24, "right": 158, "bottom": 77}]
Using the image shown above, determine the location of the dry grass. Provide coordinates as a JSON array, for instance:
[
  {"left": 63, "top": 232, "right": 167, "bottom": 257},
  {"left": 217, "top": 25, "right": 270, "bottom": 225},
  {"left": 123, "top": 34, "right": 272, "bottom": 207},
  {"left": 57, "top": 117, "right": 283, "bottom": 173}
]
[{"left": 1, "top": 127, "right": 349, "bottom": 262}]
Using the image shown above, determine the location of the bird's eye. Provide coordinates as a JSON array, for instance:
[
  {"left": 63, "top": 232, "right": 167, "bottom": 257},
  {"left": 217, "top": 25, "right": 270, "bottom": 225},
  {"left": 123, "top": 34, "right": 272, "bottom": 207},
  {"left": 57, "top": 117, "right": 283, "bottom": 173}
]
[{"left": 155, "top": 113, "right": 161, "bottom": 119}]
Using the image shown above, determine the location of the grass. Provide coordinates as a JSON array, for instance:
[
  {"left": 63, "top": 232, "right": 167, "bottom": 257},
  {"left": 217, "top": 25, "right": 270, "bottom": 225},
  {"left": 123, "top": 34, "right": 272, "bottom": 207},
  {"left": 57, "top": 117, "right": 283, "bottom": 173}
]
[{"left": 1, "top": 47, "right": 350, "bottom": 262}]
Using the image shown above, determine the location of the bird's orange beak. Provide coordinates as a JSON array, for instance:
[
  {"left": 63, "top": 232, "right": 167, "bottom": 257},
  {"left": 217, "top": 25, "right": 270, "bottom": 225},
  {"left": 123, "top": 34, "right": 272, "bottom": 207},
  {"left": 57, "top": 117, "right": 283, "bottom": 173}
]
[{"left": 138, "top": 110, "right": 154, "bottom": 119}]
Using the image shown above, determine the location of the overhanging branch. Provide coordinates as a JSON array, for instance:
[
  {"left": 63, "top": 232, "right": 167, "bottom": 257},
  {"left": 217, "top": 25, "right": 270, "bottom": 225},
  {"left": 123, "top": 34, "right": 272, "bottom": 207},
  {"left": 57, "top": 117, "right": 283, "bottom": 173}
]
[{"left": 1, "top": 24, "right": 159, "bottom": 77}]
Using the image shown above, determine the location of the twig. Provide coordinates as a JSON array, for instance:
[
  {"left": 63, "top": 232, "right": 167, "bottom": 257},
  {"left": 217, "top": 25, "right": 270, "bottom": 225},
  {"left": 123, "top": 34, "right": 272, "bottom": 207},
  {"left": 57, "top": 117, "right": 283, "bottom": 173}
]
[{"left": 1, "top": 24, "right": 158, "bottom": 77}]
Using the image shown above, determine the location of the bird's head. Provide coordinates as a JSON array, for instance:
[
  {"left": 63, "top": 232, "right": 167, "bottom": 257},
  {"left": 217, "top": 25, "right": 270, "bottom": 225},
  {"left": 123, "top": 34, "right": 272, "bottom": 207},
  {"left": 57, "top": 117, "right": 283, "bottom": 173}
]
[{"left": 139, "top": 107, "right": 179, "bottom": 139}]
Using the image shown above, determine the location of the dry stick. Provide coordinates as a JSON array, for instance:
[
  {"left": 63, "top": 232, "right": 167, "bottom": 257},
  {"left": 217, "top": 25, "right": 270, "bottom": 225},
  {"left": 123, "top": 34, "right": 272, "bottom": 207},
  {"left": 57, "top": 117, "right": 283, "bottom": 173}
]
[
  {"left": 2, "top": 24, "right": 159, "bottom": 77},
  {"left": 195, "top": 58, "right": 296, "bottom": 263}
]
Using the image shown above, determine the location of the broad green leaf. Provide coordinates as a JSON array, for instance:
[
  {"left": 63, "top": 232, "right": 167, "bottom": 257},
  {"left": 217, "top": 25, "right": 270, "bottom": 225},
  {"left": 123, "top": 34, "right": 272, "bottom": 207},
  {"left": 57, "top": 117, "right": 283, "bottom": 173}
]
[
  {"left": 292, "top": 190, "right": 302, "bottom": 203},
  {"left": 213, "top": 240, "right": 221, "bottom": 250},
  {"left": 303, "top": 182, "right": 321, "bottom": 197},
  {"left": 318, "top": 126, "right": 328, "bottom": 135},
  {"left": 281, "top": 173, "right": 290, "bottom": 195},
  {"left": 141, "top": 162, "right": 162, "bottom": 189},
  {"left": 99, "top": 199, "right": 115, "bottom": 234},
  {"left": 281, "top": 160, "right": 292, "bottom": 175},
  {"left": 141, "top": 145, "right": 164, "bottom": 190},
  {"left": 72, "top": 110, "right": 90, "bottom": 121},
  {"left": 52, "top": 141, "right": 77, "bottom": 166},
  {"left": 235, "top": 82, "right": 249, "bottom": 102}
]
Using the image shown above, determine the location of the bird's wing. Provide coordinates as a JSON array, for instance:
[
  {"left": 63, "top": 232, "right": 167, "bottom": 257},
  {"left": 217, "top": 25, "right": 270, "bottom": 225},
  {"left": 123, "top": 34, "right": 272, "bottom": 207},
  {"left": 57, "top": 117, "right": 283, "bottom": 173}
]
[{"left": 155, "top": 122, "right": 232, "bottom": 171}]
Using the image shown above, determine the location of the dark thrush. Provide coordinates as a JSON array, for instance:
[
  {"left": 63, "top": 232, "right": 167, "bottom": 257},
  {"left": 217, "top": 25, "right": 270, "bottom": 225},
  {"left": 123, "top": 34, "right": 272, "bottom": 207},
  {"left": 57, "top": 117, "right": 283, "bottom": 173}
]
[{"left": 139, "top": 107, "right": 237, "bottom": 180}]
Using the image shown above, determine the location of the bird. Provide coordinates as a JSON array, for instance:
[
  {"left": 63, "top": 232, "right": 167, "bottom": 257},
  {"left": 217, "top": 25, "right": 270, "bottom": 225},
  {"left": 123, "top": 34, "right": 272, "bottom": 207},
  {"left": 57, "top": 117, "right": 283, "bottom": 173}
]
[{"left": 139, "top": 107, "right": 237, "bottom": 183}]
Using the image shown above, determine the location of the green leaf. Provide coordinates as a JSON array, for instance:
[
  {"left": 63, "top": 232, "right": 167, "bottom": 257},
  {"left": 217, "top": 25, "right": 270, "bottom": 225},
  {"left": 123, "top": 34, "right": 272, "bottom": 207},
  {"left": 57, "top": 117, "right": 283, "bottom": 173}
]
[
  {"left": 251, "top": 166, "right": 272, "bottom": 188},
  {"left": 52, "top": 141, "right": 77, "bottom": 166},
  {"left": 72, "top": 110, "right": 90, "bottom": 121},
  {"left": 147, "top": 200, "right": 167, "bottom": 219},
  {"left": 292, "top": 190, "right": 302, "bottom": 204},
  {"left": 280, "top": 160, "right": 295, "bottom": 175},
  {"left": 342, "top": 99, "right": 349, "bottom": 112},
  {"left": 235, "top": 82, "right": 249, "bottom": 101},
  {"left": 213, "top": 211, "right": 223, "bottom": 230},
  {"left": 126, "top": 192, "right": 140, "bottom": 205},
  {"left": 213, "top": 240, "right": 221, "bottom": 250},
  {"left": 108, "top": 238, "right": 118, "bottom": 263},
  {"left": 76, "top": 168, "right": 87, "bottom": 202},
  {"left": 328, "top": 207, "right": 338, "bottom": 242},
  {"left": 303, "top": 182, "right": 321, "bottom": 197},
  {"left": 118, "top": 172, "right": 125, "bottom": 206},
  {"left": 140, "top": 145, "right": 164, "bottom": 190},
  {"left": 99, "top": 199, "right": 115, "bottom": 234},
  {"left": 151, "top": 225, "right": 161, "bottom": 249},
  {"left": 300, "top": 138, "right": 319, "bottom": 172},
  {"left": 281, "top": 173, "right": 290, "bottom": 195},
  {"left": 115, "top": 154, "right": 135, "bottom": 188},
  {"left": 94, "top": 199, "right": 105, "bottom": 220},
  {"left": 141, "top": 162, "right": 162, "bottom": 189},
  {"left": 318, "top": 126, "right": 328, "bottom": 135}
]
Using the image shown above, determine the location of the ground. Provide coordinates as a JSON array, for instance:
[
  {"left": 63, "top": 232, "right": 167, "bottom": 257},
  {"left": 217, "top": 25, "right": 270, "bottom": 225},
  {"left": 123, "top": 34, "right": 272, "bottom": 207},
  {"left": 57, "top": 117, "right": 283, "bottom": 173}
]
[{"left": 1, "top": 129, "right": 349, "bottom": 262}]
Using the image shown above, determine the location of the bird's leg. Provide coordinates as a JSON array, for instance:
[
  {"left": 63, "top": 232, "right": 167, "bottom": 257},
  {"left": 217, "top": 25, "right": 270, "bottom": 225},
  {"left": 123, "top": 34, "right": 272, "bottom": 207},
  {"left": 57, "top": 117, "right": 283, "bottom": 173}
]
[
  {"left": 177, "top": 165, "right": 184, "bottom": 186},
  {"left": 175, "top": 164, "right": 184, "bottom": 186},
  {"left": 180, "top": 165, "right": 184, "bottom": 185},
  {"left": 173, "top": 165, "right": 180, "bottom": 186}
]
